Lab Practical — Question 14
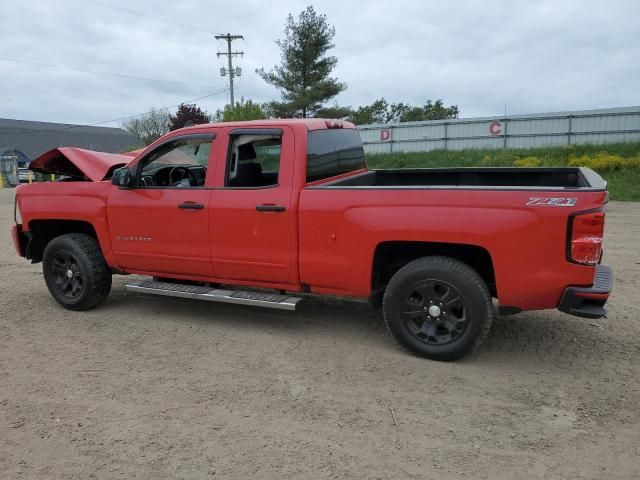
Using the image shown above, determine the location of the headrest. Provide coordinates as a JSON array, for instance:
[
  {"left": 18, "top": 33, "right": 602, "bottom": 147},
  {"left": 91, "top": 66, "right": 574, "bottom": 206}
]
[{"left": 237, "top": 143, "right": 256, "bottom": 161}]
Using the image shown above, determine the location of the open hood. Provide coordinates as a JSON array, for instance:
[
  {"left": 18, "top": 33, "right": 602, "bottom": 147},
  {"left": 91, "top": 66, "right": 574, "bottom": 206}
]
[{"left": 29, "top": 147, "right": 133, "bottom": 182}]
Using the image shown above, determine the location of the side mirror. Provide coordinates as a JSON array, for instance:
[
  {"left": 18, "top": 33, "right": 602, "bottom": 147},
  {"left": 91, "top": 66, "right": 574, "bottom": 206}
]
[{"left": 111, "top": 167, "right": 133, "bottom": 189}]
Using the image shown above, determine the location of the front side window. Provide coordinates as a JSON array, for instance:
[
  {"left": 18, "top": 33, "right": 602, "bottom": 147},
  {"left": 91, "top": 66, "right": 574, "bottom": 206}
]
[
  {"left": 226, "top": 134, "right": 281, "bottom": 188},
  {"left": 139, "top": 137, "right": 212, "bottom": 188}
]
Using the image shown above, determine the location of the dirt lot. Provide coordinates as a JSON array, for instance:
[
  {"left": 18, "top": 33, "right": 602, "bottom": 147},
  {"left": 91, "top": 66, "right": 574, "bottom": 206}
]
[{"left": 0, "top": 187, "right": 638, "bottom": 480}]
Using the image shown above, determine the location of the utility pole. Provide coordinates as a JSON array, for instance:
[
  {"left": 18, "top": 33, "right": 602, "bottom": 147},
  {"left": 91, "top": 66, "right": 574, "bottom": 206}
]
[{"left": 215, "top": 33, "right": 244, "bottom": 107}]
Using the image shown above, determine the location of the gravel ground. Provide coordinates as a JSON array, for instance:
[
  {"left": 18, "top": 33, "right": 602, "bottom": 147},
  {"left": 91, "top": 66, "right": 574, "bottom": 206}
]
[{"left": 1, "top": 187, "right": 638, "bottom": 479}]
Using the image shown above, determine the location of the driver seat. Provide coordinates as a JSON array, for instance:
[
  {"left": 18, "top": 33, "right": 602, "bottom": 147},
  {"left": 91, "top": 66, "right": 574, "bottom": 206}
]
[{"left": 230, "top": 143, "right": 263, "bottom": 187}]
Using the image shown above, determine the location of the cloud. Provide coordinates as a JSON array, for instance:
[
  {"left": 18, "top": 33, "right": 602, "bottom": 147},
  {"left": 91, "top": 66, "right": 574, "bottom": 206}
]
[{"left": 0, "top": 0, "right": 638, "bottom": 126}]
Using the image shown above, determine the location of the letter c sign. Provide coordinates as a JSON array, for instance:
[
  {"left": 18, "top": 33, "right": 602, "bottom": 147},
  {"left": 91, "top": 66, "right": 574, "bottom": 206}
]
[
  {"left": 489, "top": 121, "right": 503, "bottom": 135},
  {"left": 380, "top": 128, "right": 392, "bottom": 142}
]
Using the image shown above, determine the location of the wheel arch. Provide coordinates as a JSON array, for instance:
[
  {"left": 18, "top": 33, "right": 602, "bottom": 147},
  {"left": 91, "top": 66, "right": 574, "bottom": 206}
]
[
  {"left": 371, "top": 241, "right": 497, "bottom": 302},
  {"left": 26, "top": 219, "right": 100, "bottom": 263}
]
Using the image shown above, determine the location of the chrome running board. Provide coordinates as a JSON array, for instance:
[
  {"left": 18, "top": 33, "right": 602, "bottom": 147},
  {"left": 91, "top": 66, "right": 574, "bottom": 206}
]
[{"left": 125, "top": 280, "right": 301, "bottom": 311}]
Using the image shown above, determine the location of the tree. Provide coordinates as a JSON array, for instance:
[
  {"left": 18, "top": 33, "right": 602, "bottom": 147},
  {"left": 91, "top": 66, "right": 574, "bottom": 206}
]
[
  {"left": 257, "top": 6, "right": 346, "bottom": 118},
  {"left": 347, "top": 99, "right": 393, "bottom": 125},
  {"left": 169, "top": 103, "right": 210, "bottom": 131},
  {"left": 391, "top": 99, "right": 459, "bottom": 122},
  {"left": 213, "top": 99, "right": 268, "bottom": 122},
  {"left": 315, "top": 103, "right": 354, "bottom": 120},
  {"left": 121, "top": 107, "right": 170, "bottom": 145},
  {"left": 346, "top": 98, "right": 459, "bottom": 125}
]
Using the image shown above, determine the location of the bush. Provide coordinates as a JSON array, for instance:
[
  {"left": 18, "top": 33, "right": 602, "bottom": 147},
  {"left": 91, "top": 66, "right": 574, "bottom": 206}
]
[
  {"left": 568, "top": 153, "right": 640, "bottom": 171},
  {"left": 512, "top": 156, "right": 542, "bottom": 167}
]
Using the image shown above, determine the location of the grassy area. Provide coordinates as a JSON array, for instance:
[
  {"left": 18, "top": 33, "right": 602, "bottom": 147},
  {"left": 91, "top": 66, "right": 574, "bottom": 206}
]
[{"left": 366, "top": 142, "right": 640, "bottom": 201}]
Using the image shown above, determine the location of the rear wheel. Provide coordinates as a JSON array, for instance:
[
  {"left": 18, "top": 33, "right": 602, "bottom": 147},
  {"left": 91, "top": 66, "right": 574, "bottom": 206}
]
[
  {"left": 43, "top": 233, "right": 112, "bottom": 310},
  {"left": 382, "top": 256, "right": 492, "bottom": 361}
]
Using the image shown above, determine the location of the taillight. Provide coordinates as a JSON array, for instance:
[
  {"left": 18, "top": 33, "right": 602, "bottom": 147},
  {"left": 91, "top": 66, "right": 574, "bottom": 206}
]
[{"left": 568, "top": 210, "right": 605, "bottom": 265}]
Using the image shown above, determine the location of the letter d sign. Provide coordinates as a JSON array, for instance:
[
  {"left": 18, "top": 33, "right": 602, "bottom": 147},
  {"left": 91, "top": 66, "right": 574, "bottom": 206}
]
[{"left": 380, "top": 128, "right": 392, "bottom": 142}]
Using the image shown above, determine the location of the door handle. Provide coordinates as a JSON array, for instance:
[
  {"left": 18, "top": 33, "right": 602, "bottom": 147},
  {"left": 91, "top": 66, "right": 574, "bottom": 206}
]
[
  {"left": 178, "top": 202, "right": 205, "bottom": 210},
  {"left": 256, "top": 204, "right": 286, "bottom": 212}
]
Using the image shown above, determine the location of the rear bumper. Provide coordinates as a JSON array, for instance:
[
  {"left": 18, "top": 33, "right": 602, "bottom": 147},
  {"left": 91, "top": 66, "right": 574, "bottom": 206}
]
[
  {"left": 559, "top": 265, "right": 613, "bottom": 319},
  {"left": 12, "top": 224, "right": 28, "bottom": 257}
]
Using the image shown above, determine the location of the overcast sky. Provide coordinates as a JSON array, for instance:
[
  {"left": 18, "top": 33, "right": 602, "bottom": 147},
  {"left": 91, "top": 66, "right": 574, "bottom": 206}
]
[{"left": 1, "top": 0, "right": 638, "bottom": 126}]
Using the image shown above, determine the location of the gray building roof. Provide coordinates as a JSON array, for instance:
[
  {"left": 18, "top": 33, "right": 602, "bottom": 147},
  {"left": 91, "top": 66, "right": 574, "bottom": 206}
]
[{"left": 0, "top": 118, "right": 142, "bottom": 160}]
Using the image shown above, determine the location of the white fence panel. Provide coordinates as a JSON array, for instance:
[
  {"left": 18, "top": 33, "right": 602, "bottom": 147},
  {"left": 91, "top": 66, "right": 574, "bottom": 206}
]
[{"left": 358, "top": 106, "right": 640, "bottom": 154}]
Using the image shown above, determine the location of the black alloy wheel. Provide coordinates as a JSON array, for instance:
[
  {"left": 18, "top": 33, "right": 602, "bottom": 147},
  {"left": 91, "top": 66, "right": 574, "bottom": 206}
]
[
  {"left": 50, "top": 250, "right": 84, "bottom": 300},
  {"left": 383, "top": 256, "right": 493, "bottom": 361},
  {"left": 43, "top": 233, "right": 112, "bottom": 311},
  {"left": 402, "top": 279, "right": 469, "bottom": 346}
]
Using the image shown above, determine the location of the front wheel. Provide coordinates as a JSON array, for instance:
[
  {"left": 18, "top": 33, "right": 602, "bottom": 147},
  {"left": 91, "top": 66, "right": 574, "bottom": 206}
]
[
  {"left": 43, "top": 233, "right": 112, "bottom": 311},
  {"left": 382, "top": 256, "right": 493, "bottom": 361}
]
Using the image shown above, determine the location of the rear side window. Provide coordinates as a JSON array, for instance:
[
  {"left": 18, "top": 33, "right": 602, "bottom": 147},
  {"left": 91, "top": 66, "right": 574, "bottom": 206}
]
[
  {"left": 226, "top": 134, "right": 282, "bottom": 188},
  {"left": 306, "top": 129, "right": 366, "bottom": 183}
]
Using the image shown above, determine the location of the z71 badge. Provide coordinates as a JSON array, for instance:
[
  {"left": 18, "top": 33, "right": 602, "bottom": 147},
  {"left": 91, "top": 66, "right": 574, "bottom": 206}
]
[{"left": 526, "top": 197, "right": 577, "bottom": 207}]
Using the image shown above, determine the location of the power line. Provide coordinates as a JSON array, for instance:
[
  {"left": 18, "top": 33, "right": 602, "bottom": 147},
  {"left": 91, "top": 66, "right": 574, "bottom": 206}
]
[
  {"left": 90, "top": 88, "right": 230, "bottom": 125},
  {"left": 0, "top": 88, "right": 230, "bottom": 137},
  {"left": 0, "top": 57, "right": 217, "bottom": 89},
  {"left": 215, "top": 34, "right": 244, "bottom": 107},
  {"left": 81, "top": 0, "right": 216, "bottom": 34},
  {"left": 241, "top": 38, "right": 266, "bottom": 69}
]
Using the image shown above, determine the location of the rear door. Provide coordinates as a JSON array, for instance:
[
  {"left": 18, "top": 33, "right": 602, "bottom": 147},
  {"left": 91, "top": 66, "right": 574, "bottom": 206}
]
[
  {"left": 107, "top": 133, "right": 215, "bottom": 277},
  {"left": 210, "top": 127, "right": 294, "bottom": 284}
]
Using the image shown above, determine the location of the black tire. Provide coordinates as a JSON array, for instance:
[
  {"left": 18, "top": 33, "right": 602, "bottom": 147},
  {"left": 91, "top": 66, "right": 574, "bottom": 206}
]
[
  {"left": 42, "top": 233, "right": 112, "bottom": 311},
  {"left": 382, "top": 256, "right": 492, "bottom": 361}
]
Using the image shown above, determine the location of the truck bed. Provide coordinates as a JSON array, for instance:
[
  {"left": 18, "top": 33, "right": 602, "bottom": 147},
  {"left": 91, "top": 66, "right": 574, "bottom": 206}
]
[{"left": 315, "top": 167, "right": 606, "bottom": 190}]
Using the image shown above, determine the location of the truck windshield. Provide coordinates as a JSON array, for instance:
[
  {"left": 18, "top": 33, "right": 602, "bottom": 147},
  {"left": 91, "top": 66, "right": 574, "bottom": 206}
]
[{"left": 306, "top": 129, "right": 366, "bottom": 183}]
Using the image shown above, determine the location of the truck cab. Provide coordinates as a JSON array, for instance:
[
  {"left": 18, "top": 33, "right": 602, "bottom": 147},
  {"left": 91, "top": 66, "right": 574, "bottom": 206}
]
[{"left": 104, "top": 120, "right": 362, "bottom": 288}]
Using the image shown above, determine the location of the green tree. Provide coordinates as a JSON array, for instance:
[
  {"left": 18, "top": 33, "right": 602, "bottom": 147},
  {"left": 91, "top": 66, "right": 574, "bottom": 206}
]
[
  {"left": 346, "top": 98, "right": 459, "bottom": 125},
  {"left": 348, "top": 99, "right": 393, "bottom": 125},
  {"left": 257, "top": 6, "right": 346, "bottom": 118},
  {"left": 169, "top": 103, "right": 210, "bottom": 131},
  {"left": 392, "top": 99, "right": 459, "bottom": 122},
  {"left": 315, "top": 103, "right": 354, "bottom": 120},
  {"left": 213, "top": 99, "right": 268, "bottom": 122}
]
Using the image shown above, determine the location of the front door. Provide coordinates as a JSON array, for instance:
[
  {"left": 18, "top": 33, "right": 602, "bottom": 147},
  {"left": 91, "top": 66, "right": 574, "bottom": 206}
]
[
  {"left": 211, "top": 127, "right": 293, "bottom": 284},
  {"left": 108, "top": 134, "right": 215, "bottom": 277}
]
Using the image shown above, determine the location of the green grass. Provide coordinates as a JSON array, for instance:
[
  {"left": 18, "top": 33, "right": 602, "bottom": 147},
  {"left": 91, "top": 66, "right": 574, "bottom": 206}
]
[
  {"left": 599, "top": 170, "right": 640, "bottom": 201},
  {"left": 366, "top": 142, "right": 640, "bottom": 201}
]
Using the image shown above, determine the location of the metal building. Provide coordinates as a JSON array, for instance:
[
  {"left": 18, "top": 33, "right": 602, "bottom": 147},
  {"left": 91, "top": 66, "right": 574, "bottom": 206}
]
[
  {"left": 359, "top": 106, "right": 640, "bottom": 154},
  {"left": 0, "top": 118, "right": 140, "bottom": 160}
]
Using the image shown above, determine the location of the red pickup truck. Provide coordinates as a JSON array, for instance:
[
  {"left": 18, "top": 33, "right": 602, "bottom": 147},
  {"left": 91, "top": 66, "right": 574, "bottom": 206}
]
[{"left": 12, "top": 119, "right": 612, "bottom": 360}]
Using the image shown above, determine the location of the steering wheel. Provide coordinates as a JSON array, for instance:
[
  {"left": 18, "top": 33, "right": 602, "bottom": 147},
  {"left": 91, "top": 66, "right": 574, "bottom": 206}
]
[{"left": 168, "top": 166, "right": 196, "bottom": 187}]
